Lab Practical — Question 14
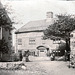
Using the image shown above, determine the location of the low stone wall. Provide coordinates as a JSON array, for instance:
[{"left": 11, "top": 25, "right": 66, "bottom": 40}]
[{"left": 0, "top": 62, "right": 26, "bottom": 70}]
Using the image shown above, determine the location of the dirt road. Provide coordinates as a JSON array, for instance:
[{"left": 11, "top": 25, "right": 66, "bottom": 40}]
[{"left": 0, "top": 57, "right": 75, "bottom": 75}]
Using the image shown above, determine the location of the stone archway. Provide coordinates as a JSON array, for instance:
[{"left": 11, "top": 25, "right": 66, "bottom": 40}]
[{"left": 36, "top": 46, "right": 49, "bottom": 57}]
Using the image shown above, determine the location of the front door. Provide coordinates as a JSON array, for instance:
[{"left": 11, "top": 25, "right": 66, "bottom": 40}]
[
  {"left": 39, "top": 49, "right": 47, "bottom": 57},
  {"left": 37, "top": 46, "right": 48, "bottom": 57}
]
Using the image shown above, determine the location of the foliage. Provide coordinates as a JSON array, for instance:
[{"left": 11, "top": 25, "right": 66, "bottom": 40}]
[
  {"left": 44, "top": 14, "right": 75, "bottom": 61},
  {"left": 11, "top": 53, "right": 20, "bottom": 61},
  {"left": 0, "top": 7, "right": 13, "bottom": 30},
  {"left": 0, "top": 37, "right": 9, "bottom": 54},
  {"left": 0, "top": 9, "right": 11, "bottom": 23},
  {"left": 57, "top": 42, "right": 66, "bottom": 56},
  {"left": 58, "top": 43, "right": 66, "bottom": 51},
  {"left": 44, "top": 15, "right": 75, "bottom": 40}
]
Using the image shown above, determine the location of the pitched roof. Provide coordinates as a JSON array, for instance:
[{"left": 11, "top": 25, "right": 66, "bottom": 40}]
[{"left": 15, "top": 18, "right": 54, "bottom": 34}]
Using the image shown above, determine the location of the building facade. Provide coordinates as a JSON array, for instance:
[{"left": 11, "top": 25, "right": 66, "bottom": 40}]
[{"left": 15, "top": 12, "right": 58, "bottom": 56}]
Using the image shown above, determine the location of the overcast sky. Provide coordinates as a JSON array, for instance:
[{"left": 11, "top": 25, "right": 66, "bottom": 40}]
[{"left": 1, "top": 0, "right": 75, "bottom": 29}]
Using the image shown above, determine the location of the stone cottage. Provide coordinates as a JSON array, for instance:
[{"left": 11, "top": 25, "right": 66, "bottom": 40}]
[{"left": 15, "top": 12, "right": 58, "bottom": 57}]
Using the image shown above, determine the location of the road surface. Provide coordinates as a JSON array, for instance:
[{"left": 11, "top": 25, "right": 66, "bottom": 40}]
[{"left": 0, "top": 56, "right": 75, "bottom": 75}]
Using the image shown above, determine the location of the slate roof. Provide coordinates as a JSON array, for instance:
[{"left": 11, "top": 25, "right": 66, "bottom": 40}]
[{"left": 15, "top": 18, "right": 55, "bottom": 34}]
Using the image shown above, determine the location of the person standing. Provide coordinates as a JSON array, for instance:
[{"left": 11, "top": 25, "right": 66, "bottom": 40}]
[
  {"left": 46, "top": 48, "right": 50, "bottom": 56},
  {"left": 19, "top": 52, "right": 23, "bottom": 61},
  {"left": 65, "top": 50, "right": 67, "bottom": 61},
  {"left": 23, "top": 50, "right": 30, "bottom": 62},
  {"left": 50, "top": 52, "right": 55, "bottom": 61},
  {"left": 25, "top": 50, "right": 30, "bottom": 62}
]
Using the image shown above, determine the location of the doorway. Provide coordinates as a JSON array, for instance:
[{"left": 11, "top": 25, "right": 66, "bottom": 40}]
[{"left": 37, "top": 46, "right": 48, "bottom": 57}]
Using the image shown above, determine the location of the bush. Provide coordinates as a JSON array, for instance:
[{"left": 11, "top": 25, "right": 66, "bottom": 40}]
[
  {"left": 10, "top": 53, "right": 20, "bottom": 62},
  {"left": 55, "top": 42, "right": 66, "bottom": 56}
]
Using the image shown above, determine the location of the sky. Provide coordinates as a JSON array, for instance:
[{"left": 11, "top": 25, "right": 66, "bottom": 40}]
[
  {"left": 1, "top": 0, "right": 75, "bottom": 46},
  {"left": 1, "top": 0, "right": 75, "bottom": 29}
]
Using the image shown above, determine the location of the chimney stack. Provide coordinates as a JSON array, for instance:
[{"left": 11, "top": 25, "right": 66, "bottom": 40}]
[
  {"left": 46, "top": 12, "right": 53, "bottom": 18},
  {"left": 46, "top": 12, "right": 54, "bottom": 23}
]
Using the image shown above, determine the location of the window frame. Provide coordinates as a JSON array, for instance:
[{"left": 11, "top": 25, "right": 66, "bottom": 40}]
[
  {"left": 29, "top": 38, "right": 36, "bottom": 45},
  {"left": 18, "top": 38, "right": 22, "bottom": 45}
]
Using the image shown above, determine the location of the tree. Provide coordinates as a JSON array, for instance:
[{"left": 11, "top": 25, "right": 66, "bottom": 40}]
[
  {"left": 44, "top": 14, "right": 75, "bottom": 61},
  {"left": 0, "top": 37, "right": 9, "bottom": 61},
  {"left": 0, "top": 3, "right": 13, "bottom": 30},
  {"left": 56, "top": 42, "right": 66, "bottom": 56},
  {"left": 0, "top": 2, "right": 13, "bottom": 61}
]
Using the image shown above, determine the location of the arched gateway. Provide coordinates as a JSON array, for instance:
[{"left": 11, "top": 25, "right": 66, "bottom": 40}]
[{"left": 36, "top": 46, "right": 49, "bottom": 57}]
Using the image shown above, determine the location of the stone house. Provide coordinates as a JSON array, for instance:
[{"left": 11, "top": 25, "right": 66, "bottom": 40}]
[{"left": 15, "top": 12, "right": 58, "bottom": 57}]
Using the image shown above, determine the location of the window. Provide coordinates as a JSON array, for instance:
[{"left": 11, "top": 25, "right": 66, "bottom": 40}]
[
  {"left": 29, "top": 38, "right": 36, "bottom": 45},
  {"left": 0, "top": 27, "right": 2, "bottom": 40},
  {"left": 53, "top": 39, "right": 61, "bottom": 44},
  {"left": 18, "top": 39, "right": 22, "bottom": 45}
]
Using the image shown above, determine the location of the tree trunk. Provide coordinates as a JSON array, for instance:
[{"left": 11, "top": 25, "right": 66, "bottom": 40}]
[{"left": 66, "top": 37, "right": 70, "bottom": 61}]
